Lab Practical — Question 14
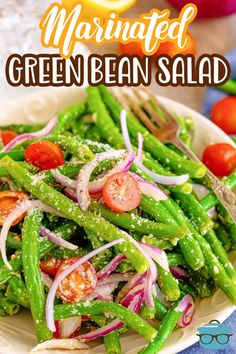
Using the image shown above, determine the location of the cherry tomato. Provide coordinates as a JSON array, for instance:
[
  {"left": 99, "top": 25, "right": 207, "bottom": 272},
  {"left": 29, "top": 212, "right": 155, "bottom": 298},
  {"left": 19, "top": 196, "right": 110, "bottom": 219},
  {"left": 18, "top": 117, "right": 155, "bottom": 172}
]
[
  {"left": 102, "top": 172, "right": 141, "bottom": 213},
  {"left": 0, "top": 130, "right": 18, "bottom": 146},
  {"left": 211, "top": 97, "right": 236, "bottom": 135},
  {"left": 0, "top": 190, "right": 30, "bottom": 226},
  {"left": 40, "top": 258, "right": 63, "bottom": 278},
  {"left": 119, "top": 42, "right": 145, "bottom": 58},
  {"left": 25, "top": 140, "right": 64, "bottom": 171},
  {"left": 154, "top": 33, "right": 196, "bottom": 58},
  {"left": 202, "top": 143, "right": 236, "bottom": 177},
  {"left": 56, "top": 257, "right": 97, "bottom": 303},
  {"left": 53, "top": 321, "right": 61, "bottom": 339}
]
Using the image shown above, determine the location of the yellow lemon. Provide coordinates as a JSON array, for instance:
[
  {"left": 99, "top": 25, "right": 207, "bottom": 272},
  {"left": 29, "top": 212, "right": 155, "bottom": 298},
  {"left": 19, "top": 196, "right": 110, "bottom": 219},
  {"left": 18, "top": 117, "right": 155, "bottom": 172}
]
[{"left": 62, "top": 0, "right": 137, "bottom": 17}]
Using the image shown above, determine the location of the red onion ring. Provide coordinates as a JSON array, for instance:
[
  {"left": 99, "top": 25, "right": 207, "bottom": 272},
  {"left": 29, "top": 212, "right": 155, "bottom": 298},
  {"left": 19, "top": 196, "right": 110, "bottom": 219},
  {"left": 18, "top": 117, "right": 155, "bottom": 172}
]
[
  {"left": 130, "top": 173, "right": 168, "bottom": 201},
  {"left": 170, "top": 266, "right": 189, "bottom": 280},
  {"left": 120, "top": 110, "right": 189, "bottom": 186},
  {"left": 176, "top": 294, "right": 195, "bottom": 327},
  {"left": 2, "top": 116, "right": 58, "bottom": 152},
  {"left": 40, "top": 226, "right": 78, "bottom": 250},
  {"left": 140, "top": 242, "right": 169, "bottom": 271},
  {"left": 97, "top": 255, "right": 126, "bottom": 280},
  {"left": 137, "top": 132, "right": 144, "bottom": 162}
]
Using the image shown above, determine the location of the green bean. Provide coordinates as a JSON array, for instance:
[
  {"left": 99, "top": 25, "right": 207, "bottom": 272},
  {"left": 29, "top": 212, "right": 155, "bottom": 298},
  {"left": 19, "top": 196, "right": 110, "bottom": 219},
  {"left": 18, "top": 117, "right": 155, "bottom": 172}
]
[
  {"left": 99, "top": 85, "right": 205, "bottom": 178},
  {"left": 176, "top": 116, "right": 193, "bottom": 150},
  {"left": 140, "top": 304, "right": 182, "bottom": 353},
  {"left": 87, "top": 86, "right": 124, "bottom": 148},
  {"left": 22, "top": 209, "right": 52, "bottom": 342},
  {"left": 193, "top": 232, "right": 236, "bottom": 304},
  {"left": 0, "top": 290, "right": 20, "bottom": 316},
  {"left": 46, "top": 246, "right": 86, "bottom": 260},
  {"left": 154, "top": 297, "right": 168, "bottom": 321},
  {"left": 178, "top": 281, "right": 196, "bottom": 298},
  {"left": 215, "top": 223, "right": 232, "bottom": 252},
  {"left": 156, "top": 264, "right": 180, "bottom": 301},
  {"left": 141, "top": 196, "right": 205, "bottom": 270},
  {"left": 199, "top": 170, "right": 236, "bottom": 211},
  {"left": 54, "top": 301, "right": 157, "bottom": 342},
  {"left": 90, "top": 201, "right": 188, "bottom": 240},
  {"left": 160, "top": 198, "right": 205, "bottom": 270},
  {"left": 85, "top": 228, "right": 113, "bottom": 269},
  {"left": 52, "top": 103, "right": 86, "bottom": 136},
  {"left": 173, "top": 193, "right": 214, "bottom": 235},
  {"left": 229, "top": 224, "right": 236, "bottom": 250},
  {"left": 0, "top": 150, "right": 25, "bottom": 161},
  {"left": 188, "top": 270, "right": 212, "bottom": 298},
  {"left": 104, "top": 331, "right": 121, "bottom": 354},
  {"left": 167, "top": 253, "right": 186, "bottom": 267},
  {"left": 1, "top": 157, "right": 148, "bottom": 274},
  {"left": 6, "top": 276, "right": 30, "bottom": 308},
  {"left": 0, "top": 162, "right": 38, "bottom": 177},
  {"left": 0, "top": 124, "right": 43, "bottom": 134},
  {"left": 204, "top": 230, "right": 236, "bottom": 280},
  {"left": 141, "top": 235, "right": 174, "bottom": 250},
  {"left": 42, "top": 165, "right": 82, "bottom": 185},
  {"left": 0, "top": 252, "right": 22, "bottom": 285}
]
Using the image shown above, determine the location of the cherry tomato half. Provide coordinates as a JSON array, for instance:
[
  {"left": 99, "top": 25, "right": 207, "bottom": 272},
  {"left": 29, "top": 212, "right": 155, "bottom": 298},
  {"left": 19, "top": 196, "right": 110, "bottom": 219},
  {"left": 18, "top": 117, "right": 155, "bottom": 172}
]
[
  {"left": 56, "top": 257, "right": 97, "bottom": 303},
  {"left": 202, "top": 143, "right": 236, "bottom": 177},
  {"left": 0, "top": 190, "right": 30, "bottom": 226},
  {"left": 40, "top": 258, "right": 63, "bottom": 278},
  {"left": 0, "top": 130, "right": 18, "bottom": 146},
  {"left": 154, "top": 33, "right": 196, "bottom": 58},
  {"left": 25, "top": 140, "right": 64, "bottom": 171},
  {"left": 102, "top": 172, "right": 141, "bottom": 213},
  {"left": 211, "top": 97, "right": 236, "bottom": 135}
]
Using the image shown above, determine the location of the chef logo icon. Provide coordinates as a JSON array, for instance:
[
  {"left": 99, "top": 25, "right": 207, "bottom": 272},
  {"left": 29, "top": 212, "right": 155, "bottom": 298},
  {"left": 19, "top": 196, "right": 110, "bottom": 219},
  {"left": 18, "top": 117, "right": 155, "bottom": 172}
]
[{"left": 197, "top": 320, "right": 232, "bottom": 350}]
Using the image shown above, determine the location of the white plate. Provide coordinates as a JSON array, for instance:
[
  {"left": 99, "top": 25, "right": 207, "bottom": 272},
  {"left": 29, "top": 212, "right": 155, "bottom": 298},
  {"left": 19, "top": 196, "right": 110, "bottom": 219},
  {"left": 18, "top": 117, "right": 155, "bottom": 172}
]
[{"left": 0, "top": 87, "right": 235, "bottom": 354}]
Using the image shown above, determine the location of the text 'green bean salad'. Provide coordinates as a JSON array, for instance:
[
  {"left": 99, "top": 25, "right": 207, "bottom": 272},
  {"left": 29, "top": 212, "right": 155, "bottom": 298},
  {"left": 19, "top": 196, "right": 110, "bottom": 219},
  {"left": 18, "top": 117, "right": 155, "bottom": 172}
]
[{"left": 0, "top": 86, "right": 235, "bottom": 353}]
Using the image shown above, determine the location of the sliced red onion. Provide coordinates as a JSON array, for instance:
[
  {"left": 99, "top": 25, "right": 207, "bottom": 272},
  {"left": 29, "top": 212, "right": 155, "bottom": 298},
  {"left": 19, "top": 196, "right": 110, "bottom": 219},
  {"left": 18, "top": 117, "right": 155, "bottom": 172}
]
[
  {"left": 46, "top": 238, "right": 124, "bottom": 332},
  {"left": 98, "top": 273, "right": 135, "bottom": 285},
  {"left": 86, "top": 282, "right": 119, "bottom": 301},
  {"left": 120, "top": 109, "right": 189, "bottom": 186},
  {"left": 131, "top": 174, "right": 168, "bottom": 201},
  {"left": 40, "top": 226, "right": 78, "bottom": 250},
  {"left": 207, "top": 206, "right": 216, "bottom": 219},
  {"left": 2, "top": 116, "right": 58, "bottom": 152},
  {"left": 0, "top": 199, "right": 65, "bottom": 270},
  {"left": 64, "top": 188, "right": 77, "bottom": 202},
  {"left": 170, "top": 266, "right": 189, "bottom": 280},
  {"left": 97, "top": 255, "right": 126, "bottom": 280},
  {"left": 176, "top": 294, "right": 195, "bottom": 327},
  {"left": 88, "top": 151, "right": 135, "bottom": 194},
  {"left": 79, "top": 292, "right": 143, "bottom": 341},
  {"left": 59, "top": 316, "right": 81, "bottom": 339},
  {"left": 31, "top": 338, "right": 88, "bottom": 352},
  {"left": 137, "top": 132, "right": 144, "bottom": 162},
  {"left": 121, "top": 231, "right": 157, "bottom": 307},
  {"left": 41, "top": 271, "right": 53, "bottom": 289},
  {"left": 192, "top": 184, "right": 210, "bottom": 200},
  {"left": 120, "top": 283, "right": 144, "bottom": 307},
  {"left": 115, "top": 272, "right": 146, "bottom": 304},
  {"left": 140, "top": 242, "right": 169, "bottom": 272},
  {"left": 76, "top": 150, "right": 128, "bottom": 211},
  {"left": 50, "top": 169, "right": 76, "bottom": 189}
]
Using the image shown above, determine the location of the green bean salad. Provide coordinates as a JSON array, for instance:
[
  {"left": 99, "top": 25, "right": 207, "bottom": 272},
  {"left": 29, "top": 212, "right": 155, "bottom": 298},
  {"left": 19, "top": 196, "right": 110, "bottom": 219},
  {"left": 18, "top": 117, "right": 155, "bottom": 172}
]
[{"left": 0, "top": 86, "right": 235, "bottom": 353}]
